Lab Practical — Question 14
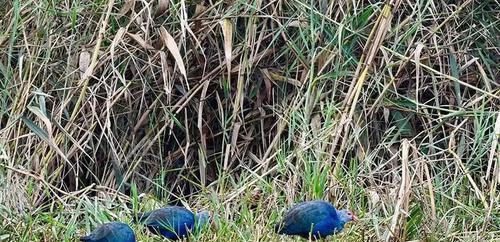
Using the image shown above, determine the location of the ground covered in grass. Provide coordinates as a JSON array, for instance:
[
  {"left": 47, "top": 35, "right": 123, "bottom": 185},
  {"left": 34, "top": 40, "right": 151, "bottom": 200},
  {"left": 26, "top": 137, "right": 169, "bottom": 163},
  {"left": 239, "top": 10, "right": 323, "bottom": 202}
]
[{"left": 0, "top": 0, "right": 499, "bottom": 241}]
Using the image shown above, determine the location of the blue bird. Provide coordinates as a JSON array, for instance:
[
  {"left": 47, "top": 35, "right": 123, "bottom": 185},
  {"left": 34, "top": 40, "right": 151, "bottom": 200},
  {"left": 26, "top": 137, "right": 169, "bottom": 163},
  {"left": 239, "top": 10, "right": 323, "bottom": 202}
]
[
  {"left": 275, "top": 200, "right": 357, "bottom": 240},
  {"left": 80, "top": 222, "right": 136, "bottom": 242},
  {"left": 135, "top": 206, "right": 211, "bottom": 240}
]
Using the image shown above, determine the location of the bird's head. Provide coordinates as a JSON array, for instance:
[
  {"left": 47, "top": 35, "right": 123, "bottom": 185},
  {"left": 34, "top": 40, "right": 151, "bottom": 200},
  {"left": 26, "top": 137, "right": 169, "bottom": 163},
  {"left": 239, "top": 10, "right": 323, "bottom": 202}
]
[
  {"left": 196, "top": 211, "right": 211, "bottom": 225},
  {"left": 195, "top": 210, "right": 218, "bottom": 230},
  {"left": 337, "top": 209, "right": 358, "bottom": 223}
]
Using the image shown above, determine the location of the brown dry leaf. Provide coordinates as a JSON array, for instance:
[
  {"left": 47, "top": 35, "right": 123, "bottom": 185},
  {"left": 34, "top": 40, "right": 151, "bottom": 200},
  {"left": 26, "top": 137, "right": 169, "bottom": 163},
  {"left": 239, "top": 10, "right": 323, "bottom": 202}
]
[
  {"left": 159, "top": 26, "right": 187, "bottom": 81},
  {"left": 119, "top": 0, "right": 135, "bottom": 16},
  {"left": 159, "top": 51, "right": 172, "bottom": 96},
  {"left": 194, "top": 4, "right": 207, "bottom": 16},
  {"left": 262, "top": 68, "right": 302, "bottom": 86},
  {"left": 110, "top": 28, "right": 127, "bottom": 85},
  {"left": 288, "top": 19, "right": 308, "bottom": 28},
  {"left": 155, "top": 0, "right": 169, "bottom": 17},
  {"left": 310, "top": 114, "right": 321, "bottom": 138},
  {"left": 260, "top": 69, "right": 272, "bottom": 101},
  {"left": 414, "top": 43, "right": 424, "bottom": 111},
  {"left": 316, "top": 49, "right": 329, "bottom": 71},
  {"left": 220, "top": 19, "right": 233, "bottom": 76},
  {"left": 78, "top": 51, "right": 91, "bottom": 78},
  {"left": 231, "top": 122, "right": 241, "bottom": 153},
  {"left": 110, "top": 27, "right": 126, "bottom": 57},
  {"left": 367, "top": 189, "right": 380, "bottom": 206},
  {"left": 126, "top": 32, "right": 155, "bottom": 50}
]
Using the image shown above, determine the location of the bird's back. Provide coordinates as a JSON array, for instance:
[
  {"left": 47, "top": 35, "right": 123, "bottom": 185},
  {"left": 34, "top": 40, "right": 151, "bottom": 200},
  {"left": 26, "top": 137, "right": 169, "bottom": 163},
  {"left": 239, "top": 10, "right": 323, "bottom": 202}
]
[
  {"left": 80, "top": 222, "right": 135, "bottom": 242},
  {"left": 276, "top": 200, "right": 340, "bottom": 239},
  {"left": 136, "top": 206, "right": 195, "bottom": 240}
]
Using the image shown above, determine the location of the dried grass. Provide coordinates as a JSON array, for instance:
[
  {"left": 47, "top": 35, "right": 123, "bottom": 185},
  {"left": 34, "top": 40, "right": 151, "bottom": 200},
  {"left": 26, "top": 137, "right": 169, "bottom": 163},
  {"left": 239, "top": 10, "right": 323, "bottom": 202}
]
[{"left": 0, "top": 0, "right": 498, "bottom": 241}]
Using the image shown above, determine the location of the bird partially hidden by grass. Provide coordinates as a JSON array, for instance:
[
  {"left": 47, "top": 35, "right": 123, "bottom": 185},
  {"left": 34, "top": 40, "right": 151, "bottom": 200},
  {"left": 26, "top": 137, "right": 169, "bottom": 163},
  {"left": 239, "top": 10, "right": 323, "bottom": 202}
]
[
  {"left": 134, "top": 206, "right": 211, "bottom": 240},
  {"left": 80, "top": 222, "right": 136, "bottom": 242},
  {"left": 274, "top": 200, "right": 357, "bottom": 240}
]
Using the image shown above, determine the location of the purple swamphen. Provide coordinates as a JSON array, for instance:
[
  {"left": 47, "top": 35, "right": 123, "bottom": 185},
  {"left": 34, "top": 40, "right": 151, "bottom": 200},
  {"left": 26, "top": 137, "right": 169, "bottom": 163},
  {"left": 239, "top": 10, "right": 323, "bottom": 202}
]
[
  {"left": 80, "top": 222, "right": 136, "bottom": 242},
  {"left": 274, "top": 200, "right": 357, "bottom": 240},
  {"left": 134, "top": 206, "right": 211, "bottom": 240}
]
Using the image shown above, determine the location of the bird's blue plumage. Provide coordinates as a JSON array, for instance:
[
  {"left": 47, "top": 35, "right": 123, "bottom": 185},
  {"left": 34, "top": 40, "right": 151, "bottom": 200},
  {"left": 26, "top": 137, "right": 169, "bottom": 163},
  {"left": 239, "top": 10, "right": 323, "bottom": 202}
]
[
  {"left": 135, "top": 206, "right": 210, "bottom": 240},
  {"left": 80, "top": 222, "right": 135, "bottom": 242},
  {"left": 275, "top": 200, "right": 356, "bottom": 240}
]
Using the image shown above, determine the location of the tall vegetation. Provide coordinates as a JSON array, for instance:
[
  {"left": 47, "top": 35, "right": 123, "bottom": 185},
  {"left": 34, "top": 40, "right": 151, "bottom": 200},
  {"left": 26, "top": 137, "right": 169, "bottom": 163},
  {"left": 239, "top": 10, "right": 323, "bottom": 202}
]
[{"left": 0, "top": 0, "right": 498, "bottom": 241}]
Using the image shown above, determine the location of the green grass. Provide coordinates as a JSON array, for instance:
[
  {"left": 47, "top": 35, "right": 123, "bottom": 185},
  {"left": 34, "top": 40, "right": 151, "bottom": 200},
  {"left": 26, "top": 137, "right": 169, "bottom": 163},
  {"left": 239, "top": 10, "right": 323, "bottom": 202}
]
[{"left": 0, "top": 0, "right": 499, "bottom": 241}]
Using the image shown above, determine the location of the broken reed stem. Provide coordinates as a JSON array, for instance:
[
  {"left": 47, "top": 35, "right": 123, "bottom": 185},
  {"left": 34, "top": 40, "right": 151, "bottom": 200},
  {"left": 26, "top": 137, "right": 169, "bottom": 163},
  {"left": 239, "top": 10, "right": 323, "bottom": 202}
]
[{"left": 333, "top": 1, "right": 401, "bottom": 176}]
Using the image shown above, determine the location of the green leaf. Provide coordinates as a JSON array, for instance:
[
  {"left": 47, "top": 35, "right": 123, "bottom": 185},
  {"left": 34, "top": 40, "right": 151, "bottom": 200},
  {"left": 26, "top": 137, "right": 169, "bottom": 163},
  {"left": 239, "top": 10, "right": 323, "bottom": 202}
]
[
  {"left": 390, "top": 110, "right": 413, "bottom": 137},
  {"left": 21, "top": 116, "right": 49, "bottom": 141},
  {"left": 449, "top": 52, "right": 462, "bottom": 106}
]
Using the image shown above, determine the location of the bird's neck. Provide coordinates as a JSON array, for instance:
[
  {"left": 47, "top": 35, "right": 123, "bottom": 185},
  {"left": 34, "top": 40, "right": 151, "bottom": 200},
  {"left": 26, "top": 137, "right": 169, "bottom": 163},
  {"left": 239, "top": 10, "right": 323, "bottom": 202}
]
[{"left": 334, "top": 213, "right": 347, "bottom": 228}]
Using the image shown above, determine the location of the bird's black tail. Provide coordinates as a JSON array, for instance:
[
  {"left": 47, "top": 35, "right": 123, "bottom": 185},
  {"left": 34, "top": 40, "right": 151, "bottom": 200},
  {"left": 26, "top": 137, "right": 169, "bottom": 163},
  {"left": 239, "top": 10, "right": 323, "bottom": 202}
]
[
  {"left": 79, "top": 236, "right": 90, "bottom": 242},
  {"left": 132, "top": 212, "right": 146, "bottom": 223},
  {"left": 274, "top": 223, "right": 283, "bottom": 234}
]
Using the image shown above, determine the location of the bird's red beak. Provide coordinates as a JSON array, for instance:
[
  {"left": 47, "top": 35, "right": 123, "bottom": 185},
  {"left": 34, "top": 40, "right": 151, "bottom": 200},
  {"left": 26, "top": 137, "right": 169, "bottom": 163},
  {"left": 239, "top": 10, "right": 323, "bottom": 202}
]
[{"left": 352, "top": 214, "right": 358, "bottom": 221}]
